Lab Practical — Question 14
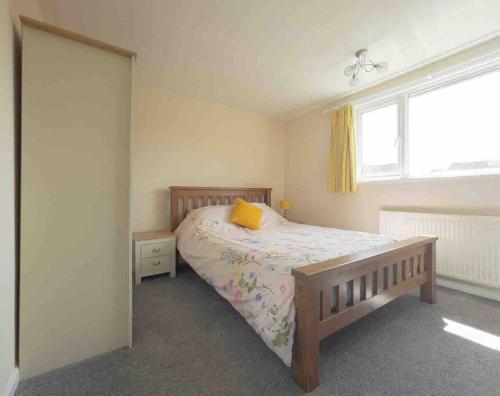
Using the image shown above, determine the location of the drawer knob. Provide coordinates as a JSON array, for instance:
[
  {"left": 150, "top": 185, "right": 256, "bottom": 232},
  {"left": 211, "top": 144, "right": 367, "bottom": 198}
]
[
  {"left": 152, "top": 260, "right": 161, "bottom": 266},
  {"left": 152, "top": 248, "right": 161, "bottom": 253}
]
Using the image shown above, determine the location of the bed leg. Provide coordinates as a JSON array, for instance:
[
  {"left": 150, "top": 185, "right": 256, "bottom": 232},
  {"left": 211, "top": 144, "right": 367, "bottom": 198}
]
[
  {"left": 292, "top": 277, "right": 320, "bottom": 392},
  {"left": 420, "top": 240, "right": 436, "bottom": 304}
]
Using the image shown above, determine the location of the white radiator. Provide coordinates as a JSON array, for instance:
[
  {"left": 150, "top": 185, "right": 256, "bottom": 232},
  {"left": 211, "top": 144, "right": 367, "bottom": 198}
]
[{"left": 379, "top": 211, "right": 500, "bottom": 300}]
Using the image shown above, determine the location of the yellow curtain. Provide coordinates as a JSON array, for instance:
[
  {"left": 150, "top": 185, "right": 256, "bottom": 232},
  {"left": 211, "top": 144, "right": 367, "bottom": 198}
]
[{"left": 328, "top": 105, "right": 357, "bottom": 193}]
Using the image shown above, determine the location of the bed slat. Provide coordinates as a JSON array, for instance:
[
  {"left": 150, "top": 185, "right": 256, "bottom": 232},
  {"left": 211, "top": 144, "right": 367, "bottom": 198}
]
[
  {"left": 365, "top": 272, "right": 373, "bottom": 299},
  {"left": 353, "top": 277, "right": 361, "bottom": 305},
  {"left": 338, "top": 283, "right": 347, "bottom": 312},
  {"left": 321, "top": 286, "right": 333, "bottom": 320},
  {"left": 388, "top": 263, "right": 394, "bottom": 289},
  {"left": 377, "top": 267, "right": 384, "bottom": 294}
]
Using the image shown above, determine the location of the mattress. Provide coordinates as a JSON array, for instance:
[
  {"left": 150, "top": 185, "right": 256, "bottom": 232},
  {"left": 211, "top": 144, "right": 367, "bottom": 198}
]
[{"left": 175, "top": 204, "right": 395, "bottom": 366}]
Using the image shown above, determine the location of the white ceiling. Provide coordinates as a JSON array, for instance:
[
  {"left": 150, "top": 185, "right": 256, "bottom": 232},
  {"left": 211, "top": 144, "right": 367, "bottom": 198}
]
[{"left": 34, "top": 0, "right": 500, "bottom": 118}]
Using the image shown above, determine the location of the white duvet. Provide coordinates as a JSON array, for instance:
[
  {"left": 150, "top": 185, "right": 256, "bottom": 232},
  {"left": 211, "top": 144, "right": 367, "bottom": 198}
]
[{"left": 175, "top": 204, "right": 395, "bottom": 366}]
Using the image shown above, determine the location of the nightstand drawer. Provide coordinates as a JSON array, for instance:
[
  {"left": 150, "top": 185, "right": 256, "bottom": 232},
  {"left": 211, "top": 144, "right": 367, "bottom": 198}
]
[
  {"left": 133, "top": 229, "right": 176, "bottom": 284},
  {"left": 140, "top": 241, "right": 173, "bottom": 258},
  {"left": 140, "top": 256, "right": 172, "bottom": 277}
]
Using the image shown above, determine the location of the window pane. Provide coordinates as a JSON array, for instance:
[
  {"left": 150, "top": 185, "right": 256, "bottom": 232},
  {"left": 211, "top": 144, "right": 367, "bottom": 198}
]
[
  {"left": 409, "top": 70, "right": 500, "bottom": 178},
  {"left": 361, "top": 103, "right": 399, "bottom": 177}
]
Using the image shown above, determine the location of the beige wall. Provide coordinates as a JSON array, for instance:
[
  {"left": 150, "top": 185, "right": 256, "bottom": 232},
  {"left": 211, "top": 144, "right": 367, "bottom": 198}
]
[
  {"left": 285, "top": 108, "right": 500, "bottom": 233},
  {"left": 131, "top": 86, "right": 285, "bottom": 232},
  {"left": 7, "top": 10, "right": 287, "bottom": 236},
  {"left": 0, "top": 0, "right": 16, "bottom": 392},
  {"left": 285, "top": 37, "right": 500, "bottom": 234}
]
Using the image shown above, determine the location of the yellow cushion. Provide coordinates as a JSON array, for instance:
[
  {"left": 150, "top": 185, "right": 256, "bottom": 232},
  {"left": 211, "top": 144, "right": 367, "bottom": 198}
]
[{"left": 230, "top": 198, "right": 263, "bottom": 230}]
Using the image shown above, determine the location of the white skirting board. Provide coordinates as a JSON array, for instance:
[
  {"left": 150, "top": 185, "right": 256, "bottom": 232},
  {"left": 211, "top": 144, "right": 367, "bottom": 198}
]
[
  {"left": 1, "top": 368, "right": 19, "bottom": 396},
  {"left": 438, "top": 276, "right": 500, "bottom": 302}
]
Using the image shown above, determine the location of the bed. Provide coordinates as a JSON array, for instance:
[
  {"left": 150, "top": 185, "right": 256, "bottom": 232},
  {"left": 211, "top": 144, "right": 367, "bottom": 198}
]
[{"left": 170, "top": 186, "right": 437, "bottom": 392}]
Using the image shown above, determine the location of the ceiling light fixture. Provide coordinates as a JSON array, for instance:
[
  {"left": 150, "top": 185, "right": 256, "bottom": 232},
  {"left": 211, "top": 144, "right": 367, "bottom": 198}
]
[{"left": 344, "top": 49, "right": 388, "bottom": 87}]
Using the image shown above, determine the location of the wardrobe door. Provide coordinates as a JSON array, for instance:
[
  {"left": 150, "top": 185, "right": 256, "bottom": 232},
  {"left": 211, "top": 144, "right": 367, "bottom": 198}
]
[{"left": 20, "top": 22, "right": 132, "bottom": 378}]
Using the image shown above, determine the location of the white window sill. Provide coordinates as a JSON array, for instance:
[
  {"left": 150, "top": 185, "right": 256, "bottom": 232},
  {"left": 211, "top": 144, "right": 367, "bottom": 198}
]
[{"left": 358, "top": 172, "right": 500, "bottom": 184}]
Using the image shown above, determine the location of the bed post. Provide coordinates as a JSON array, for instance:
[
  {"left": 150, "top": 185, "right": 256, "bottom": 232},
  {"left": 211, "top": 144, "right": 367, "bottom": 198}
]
[
  {"left": 420, "top": 240, "right": 437, "bottom": 304},
  {"left": 264, "top": 188, "right": 272, "bottom": 206},
  {"left": 292, "top": 276, "right": 320, "bottom": 392}
]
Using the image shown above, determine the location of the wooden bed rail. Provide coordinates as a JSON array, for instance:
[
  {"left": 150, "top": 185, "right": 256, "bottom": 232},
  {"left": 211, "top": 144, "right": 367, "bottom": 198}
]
[{"left": 291, "top": 236, "right": 437, "bottom": 392}]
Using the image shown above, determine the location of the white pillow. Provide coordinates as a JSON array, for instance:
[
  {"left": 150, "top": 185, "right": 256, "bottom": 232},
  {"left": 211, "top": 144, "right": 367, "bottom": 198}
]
[
  {"left": 175, "top": 205, "right": 229, "bottom": 235},
  {"left": 248, "top": 202, "right": 286, "bottom": 229},
  {"left": 176, "top": 202, "right": 285, "bottom": 234}
]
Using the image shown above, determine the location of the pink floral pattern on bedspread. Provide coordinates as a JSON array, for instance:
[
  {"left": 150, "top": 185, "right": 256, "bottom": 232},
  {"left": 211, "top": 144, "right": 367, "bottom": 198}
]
[{"left": 175, "top": 207, "right": 395, "bottom": 366}]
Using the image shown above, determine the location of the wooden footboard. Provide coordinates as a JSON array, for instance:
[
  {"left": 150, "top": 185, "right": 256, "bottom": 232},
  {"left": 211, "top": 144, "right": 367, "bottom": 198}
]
[{"left": 291, "top": 236, "right": 437, "bottom": 392}]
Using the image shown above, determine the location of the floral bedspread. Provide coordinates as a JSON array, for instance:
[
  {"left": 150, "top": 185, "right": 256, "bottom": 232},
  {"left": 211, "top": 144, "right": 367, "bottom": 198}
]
[{"left": 175, "top": 206, "right": 396, "bottom": 366}]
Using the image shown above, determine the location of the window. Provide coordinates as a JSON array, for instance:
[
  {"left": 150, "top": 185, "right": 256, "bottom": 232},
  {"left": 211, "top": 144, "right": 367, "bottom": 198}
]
[
  {"left": 358, "top": 102, "right": 400, "bottom": 179},
  {"left": 355, "top": 63, "right": 500, "bottom": 181},
  {"left": 409, "top": 71, "right": 500, "bottom": 178}
]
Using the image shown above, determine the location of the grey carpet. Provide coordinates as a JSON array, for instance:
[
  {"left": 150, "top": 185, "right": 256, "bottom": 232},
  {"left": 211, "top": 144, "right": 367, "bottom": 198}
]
[{"left": 17, "top": 267, "right": 500, "bottom": 396}]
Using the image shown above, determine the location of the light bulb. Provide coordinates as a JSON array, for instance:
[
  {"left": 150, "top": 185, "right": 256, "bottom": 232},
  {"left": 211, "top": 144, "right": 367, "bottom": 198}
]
[
  {"left": 375, "top": 61, "right": 388, "bottom": 73},
  {"left": 344, "top": 65, "right": 355, "bottom": 77},
  {"left": 349, "top": 75, "right": 359, "bottom": 87}
]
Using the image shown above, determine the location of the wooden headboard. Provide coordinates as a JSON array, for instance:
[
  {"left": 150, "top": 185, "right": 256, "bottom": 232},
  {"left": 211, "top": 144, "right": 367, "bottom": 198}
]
[{"left": 169, "top": 186, "right": 272, "bottom": 231}]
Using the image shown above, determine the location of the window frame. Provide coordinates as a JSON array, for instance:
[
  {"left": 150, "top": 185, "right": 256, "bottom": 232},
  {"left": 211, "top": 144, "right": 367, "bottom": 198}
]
[
  {"left": 355, "top": 96, "right": 405, "bottom": 181},
  {"left": 354, "top": 55, "right": 500, "bottom": 183}
]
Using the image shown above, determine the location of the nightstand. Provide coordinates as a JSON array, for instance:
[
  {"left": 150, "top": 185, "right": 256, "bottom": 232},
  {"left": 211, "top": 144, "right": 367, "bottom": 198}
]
[{"left": 133, "top": 229, "right": 176, "bottom": 284}]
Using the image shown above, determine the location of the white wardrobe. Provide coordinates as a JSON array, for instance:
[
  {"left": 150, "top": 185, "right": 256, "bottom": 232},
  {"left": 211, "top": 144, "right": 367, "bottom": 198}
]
[{"left": 20, "top": 17, "right": 134, "bottom": 378}]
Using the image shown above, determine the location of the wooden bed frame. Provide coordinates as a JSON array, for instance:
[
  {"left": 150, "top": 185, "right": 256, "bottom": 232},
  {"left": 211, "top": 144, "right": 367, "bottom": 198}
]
[{"left": 169, "top": 186, "right": 437, "bottom": 392}]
